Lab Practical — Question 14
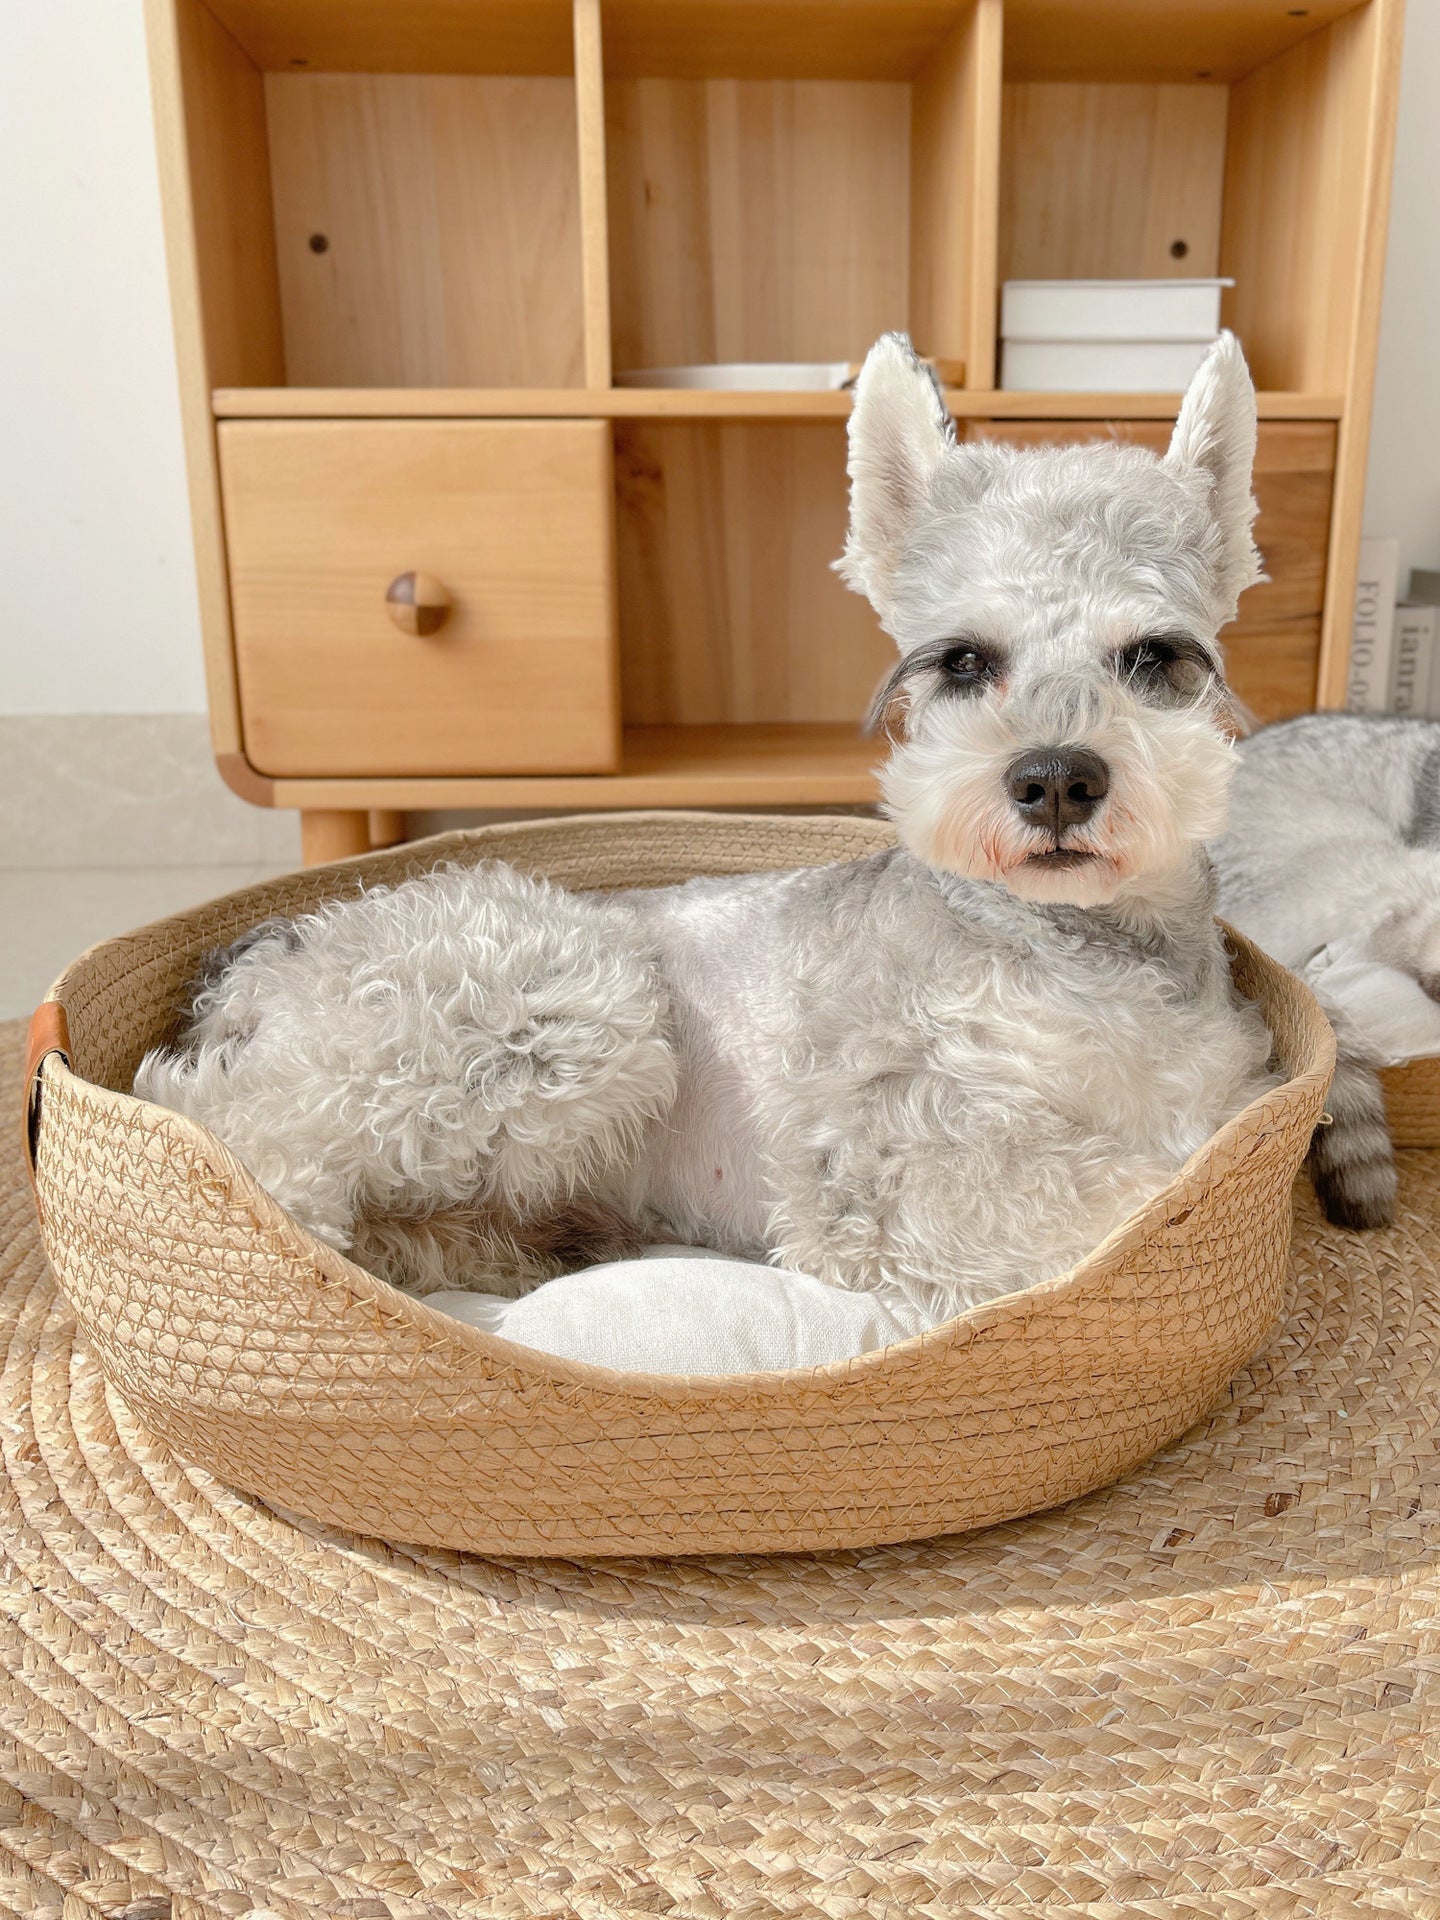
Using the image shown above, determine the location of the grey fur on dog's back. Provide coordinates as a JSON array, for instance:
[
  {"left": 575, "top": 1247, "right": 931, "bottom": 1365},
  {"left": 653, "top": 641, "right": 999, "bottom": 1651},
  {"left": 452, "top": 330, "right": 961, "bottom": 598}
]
[
  {"left": 1215, "top": 713, "right": 1440, "bottom": 1228},
  {"left": 622, "top": 844, "right": 1266, "bottom": 1317}
]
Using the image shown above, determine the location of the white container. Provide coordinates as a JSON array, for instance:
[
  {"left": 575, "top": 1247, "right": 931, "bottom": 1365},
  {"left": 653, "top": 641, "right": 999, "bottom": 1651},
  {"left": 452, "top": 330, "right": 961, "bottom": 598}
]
[
  {"left": 1001, "top": 279, "right": 1232, "bottom": 342},
  {"left": 614, "top": 362, "right": 853, "bottom": 391},
  {"left": 999, "top": 337, "right": 1216, "bottom": 393}
]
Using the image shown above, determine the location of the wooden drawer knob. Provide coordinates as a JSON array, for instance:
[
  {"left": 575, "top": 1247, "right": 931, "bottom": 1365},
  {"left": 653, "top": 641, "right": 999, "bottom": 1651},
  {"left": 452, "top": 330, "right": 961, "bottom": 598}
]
[{"left": 385, "top": 570, "right": 451, "bottom": 636}]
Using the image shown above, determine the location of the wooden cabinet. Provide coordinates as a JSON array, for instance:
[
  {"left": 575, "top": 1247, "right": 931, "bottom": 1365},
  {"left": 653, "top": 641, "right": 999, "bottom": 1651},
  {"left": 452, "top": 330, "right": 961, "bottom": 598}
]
[
  {"left": 145, "top": 0, "right": 1403, "bottom": 855},
  {"left": 220, "top": 420, "right": 619, "bottom": 776}
]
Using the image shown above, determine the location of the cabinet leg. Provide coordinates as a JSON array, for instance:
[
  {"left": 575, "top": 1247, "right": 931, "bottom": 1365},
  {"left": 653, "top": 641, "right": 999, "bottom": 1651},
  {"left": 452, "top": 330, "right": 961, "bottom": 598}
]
[
  {"left": 300, "top": 809, "right": 372, "bottom": 866},
  {"left": 368, "top": 809, "right": 408, "bottom": 850}
]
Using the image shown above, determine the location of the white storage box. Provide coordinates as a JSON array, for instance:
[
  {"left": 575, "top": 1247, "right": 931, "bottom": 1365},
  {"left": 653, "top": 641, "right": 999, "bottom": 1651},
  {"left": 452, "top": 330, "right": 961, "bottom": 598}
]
[
  {"left": 1001, "top": 279, "right": 1232, "bottom": 341},
  {"left": 1000, "top": 337, "right": 1217, "bottom": 393}
]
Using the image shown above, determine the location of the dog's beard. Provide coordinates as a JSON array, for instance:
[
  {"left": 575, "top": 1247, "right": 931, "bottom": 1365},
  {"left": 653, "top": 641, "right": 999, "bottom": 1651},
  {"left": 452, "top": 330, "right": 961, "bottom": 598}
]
[{"left": 881, "top": 686, "right": 1235, "bottom": 907}]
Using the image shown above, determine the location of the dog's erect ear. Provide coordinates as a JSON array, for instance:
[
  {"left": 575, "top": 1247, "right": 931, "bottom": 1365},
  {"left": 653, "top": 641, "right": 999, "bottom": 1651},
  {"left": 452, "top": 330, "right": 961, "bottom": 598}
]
[
  {"left": 837, "top": 332, "right": 955, "bottom": 611},
  {"left": 1164, "top": 331, "right": 1262, "bottom": 618}
]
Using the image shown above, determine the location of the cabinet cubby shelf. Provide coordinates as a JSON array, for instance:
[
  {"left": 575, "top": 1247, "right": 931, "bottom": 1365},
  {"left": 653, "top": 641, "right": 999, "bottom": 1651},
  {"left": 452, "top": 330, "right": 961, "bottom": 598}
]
[
  {"left": 147, "top": 0, "right": 1403, "bottom": 848},
  {"left": 211, "top": 388, "right": 1346, "bottom": 421}
]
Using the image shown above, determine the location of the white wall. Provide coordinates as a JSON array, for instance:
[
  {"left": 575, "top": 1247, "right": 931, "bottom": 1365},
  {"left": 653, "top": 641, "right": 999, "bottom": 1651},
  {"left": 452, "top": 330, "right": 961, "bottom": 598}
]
[
  {"left": 1362, "top": 0, "right": 1440, "bottom": 585},
  {"left": 1, "top": 2, "right": 1436, "bottom": 718},
  {"left": 0, "top": 2, "right": 205, "bottom": 715}
]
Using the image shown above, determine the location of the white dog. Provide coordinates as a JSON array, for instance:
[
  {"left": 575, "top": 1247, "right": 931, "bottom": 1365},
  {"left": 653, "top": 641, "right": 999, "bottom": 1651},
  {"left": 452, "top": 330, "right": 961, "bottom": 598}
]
[{"left": 137, "top": 333, "right": 1275, "bottom": 1324}]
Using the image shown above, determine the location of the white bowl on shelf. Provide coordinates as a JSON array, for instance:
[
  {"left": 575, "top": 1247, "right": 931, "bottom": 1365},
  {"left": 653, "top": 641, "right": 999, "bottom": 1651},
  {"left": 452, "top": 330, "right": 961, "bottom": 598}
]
[{"left": 614, "top": 362, "right": 854, "bottom": 391}]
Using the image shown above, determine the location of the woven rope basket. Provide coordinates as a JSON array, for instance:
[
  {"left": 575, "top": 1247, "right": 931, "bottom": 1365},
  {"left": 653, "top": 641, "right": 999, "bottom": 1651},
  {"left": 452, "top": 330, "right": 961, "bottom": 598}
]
[
  {"left": 1382, "top": 1056, "right": 1440, "bottom": 1145},
  {"left": 23, "top": 813, "right": 1333, "bottom": 1559}
]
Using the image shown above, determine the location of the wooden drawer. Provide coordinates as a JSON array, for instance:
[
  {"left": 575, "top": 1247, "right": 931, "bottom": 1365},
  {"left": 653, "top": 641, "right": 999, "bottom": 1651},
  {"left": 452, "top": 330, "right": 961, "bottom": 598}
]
[
  {"left": 218, "top": 420, "right": 619, "bottom": 777},
  {"left": 965, "top": 420, "right": 1337, "bottom": 723}
]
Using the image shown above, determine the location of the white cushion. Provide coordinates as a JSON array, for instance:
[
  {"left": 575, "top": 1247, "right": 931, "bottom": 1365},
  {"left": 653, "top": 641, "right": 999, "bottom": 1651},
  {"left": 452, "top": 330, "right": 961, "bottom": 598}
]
[
  {"left": 426, "top": 1246, "right": 932, "bottom": 1375},
  {"left": 1303, "top": 937, "right": 1440, "bottom": 1065}
]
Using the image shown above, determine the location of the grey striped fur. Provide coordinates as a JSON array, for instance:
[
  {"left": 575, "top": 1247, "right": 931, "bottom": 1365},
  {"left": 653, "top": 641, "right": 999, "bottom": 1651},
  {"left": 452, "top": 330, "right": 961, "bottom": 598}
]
[{"left": 1306, "top": 1055, "right": 1397, "bottom": 1231}]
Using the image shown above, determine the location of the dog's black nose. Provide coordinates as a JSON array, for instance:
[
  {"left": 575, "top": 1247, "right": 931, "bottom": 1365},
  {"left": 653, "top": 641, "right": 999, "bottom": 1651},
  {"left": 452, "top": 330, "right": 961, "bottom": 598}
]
[{"left": 1006, "top": 748, "right": 1110, "bottom": 832}]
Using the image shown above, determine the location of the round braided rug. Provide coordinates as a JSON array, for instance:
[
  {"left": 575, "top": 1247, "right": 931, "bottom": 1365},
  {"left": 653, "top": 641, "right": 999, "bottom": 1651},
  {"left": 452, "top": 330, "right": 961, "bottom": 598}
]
[{"left": 4, "top": 1020, "right": 1440, "bottom": 1917}]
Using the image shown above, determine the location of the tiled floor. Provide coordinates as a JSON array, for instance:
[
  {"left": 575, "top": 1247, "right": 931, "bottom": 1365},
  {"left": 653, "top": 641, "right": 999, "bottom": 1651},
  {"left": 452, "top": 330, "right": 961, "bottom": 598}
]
[
  {"left": 1, "top": 864, "right": 287, "bottom": 1020},
  {"left": 0, "top": 715, "right": 304, "bottom": 1021}
]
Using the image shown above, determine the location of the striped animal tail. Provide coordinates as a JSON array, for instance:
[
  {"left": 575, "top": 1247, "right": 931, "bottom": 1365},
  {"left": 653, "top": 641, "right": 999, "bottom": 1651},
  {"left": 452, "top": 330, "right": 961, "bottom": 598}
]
[{"left": 1307, "top": 1053, "right": 1396, "bottom": 1230}]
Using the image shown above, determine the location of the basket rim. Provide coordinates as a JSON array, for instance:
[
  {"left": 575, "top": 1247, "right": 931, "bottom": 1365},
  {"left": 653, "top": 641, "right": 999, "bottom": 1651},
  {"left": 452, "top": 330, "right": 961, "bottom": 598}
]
[{"left": 31, "top": 811, "right": 1336, "bottom": 1400}]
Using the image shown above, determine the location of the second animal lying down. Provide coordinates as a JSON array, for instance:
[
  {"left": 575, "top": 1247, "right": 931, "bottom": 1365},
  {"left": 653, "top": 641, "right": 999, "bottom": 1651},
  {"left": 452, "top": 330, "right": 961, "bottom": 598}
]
[
  {"left": 136, "top": 332, "right": 1276, "bottom": 1325},
  {"left": 1217, "top": 711, "right": 1440, "bottom": 1232}
]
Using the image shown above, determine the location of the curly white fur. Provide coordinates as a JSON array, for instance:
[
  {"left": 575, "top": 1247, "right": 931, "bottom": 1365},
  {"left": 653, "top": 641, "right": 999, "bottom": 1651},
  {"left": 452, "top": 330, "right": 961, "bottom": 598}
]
[
  {"left": 137, "top": 864, "right": 678, "bottom": 1252},
  {"left": 137, "top": 334, "right": 1275, "bottom": 1319}
]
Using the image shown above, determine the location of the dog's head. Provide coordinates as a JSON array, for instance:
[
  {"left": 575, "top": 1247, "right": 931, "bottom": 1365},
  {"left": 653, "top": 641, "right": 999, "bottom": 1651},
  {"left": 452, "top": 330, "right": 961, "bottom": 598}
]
[{"left": 838, "top": 331, "right": 1261, "bottom": 909}]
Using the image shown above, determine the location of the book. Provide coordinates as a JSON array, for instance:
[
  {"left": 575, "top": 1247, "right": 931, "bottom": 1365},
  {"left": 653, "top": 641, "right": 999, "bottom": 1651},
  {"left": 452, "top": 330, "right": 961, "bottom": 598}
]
[
  {"left": 1389, "top": 602, "right": 1437, "bottom": 716},
  {"left": 1346, "top": 537, "right": 1401, "bottom": 711},
  {"left": 1412, "top": 604, "right": 1440, "bottom": 718},
  {"left": 1000, "top": 280, "right": 1232, "bottom": 341}
]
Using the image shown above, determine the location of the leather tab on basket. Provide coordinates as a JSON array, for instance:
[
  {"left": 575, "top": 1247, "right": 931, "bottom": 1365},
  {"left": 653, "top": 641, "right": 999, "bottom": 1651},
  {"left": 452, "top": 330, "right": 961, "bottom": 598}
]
[{"left": 23, "top": 1000, "right": 71, "bottom": 1206}]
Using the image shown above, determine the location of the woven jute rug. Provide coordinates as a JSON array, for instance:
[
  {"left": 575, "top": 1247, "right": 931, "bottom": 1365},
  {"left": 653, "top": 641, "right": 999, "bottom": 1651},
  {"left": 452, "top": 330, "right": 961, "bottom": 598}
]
[{"left": 3, "top": 1019, "right": 1440, "bottom": 1917}]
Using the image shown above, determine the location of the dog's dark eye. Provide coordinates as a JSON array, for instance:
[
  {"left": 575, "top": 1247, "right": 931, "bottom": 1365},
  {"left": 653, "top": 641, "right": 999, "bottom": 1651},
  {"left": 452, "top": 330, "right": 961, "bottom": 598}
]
[
  {"left": 939, "top": 644, "right": 995, "bottom": 685},
  {"left": 1119, "top": 638, "right": 1178, "bottom": 678},
  {"left": 1114, "top": 635, "right": 1212, "bottom": 700}
]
